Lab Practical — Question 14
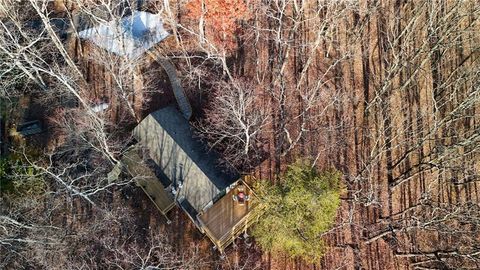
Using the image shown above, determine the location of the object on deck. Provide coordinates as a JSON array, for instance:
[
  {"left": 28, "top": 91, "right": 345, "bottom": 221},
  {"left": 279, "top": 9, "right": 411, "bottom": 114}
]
[{"left": 232, "top": 186, "right": 250, "bottom": 205}]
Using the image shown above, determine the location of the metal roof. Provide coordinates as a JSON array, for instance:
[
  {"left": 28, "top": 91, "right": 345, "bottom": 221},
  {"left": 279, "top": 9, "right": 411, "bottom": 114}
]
[
  {"left": 121, "top": 147, "right": 175, "bottom": 216},
  {"left": 133, "top": 106, "right": 239, "bottom": 218},
  {"left": 78, "top": 11, "right": 169, "bottom": 59}
]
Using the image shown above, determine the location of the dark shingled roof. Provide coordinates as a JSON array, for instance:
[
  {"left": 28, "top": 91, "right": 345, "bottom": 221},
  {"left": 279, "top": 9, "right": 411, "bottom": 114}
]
[
  {"left": 133, "top": 106, "right": 239, "bottom": 217},
  {"left": 121, "top": 147, "right": 175, "bottom": 216}
]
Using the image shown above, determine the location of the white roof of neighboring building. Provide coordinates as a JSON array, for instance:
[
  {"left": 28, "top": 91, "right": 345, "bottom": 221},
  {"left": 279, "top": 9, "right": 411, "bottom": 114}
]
[
  {"left": 79, "top": 11, "right": 169, "bottom": 59},
  {"left": 91, "top": 103, "right": 109, "bottom": 113}
]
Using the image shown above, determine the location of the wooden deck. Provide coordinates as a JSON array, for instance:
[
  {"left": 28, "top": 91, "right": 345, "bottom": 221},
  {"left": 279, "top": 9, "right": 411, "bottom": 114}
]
[
  {"left": 122, "top": 148, "right": 175, "bottom": 219},
  {"left": 197, "top": 181, "right": 257, "bottom": 252}
]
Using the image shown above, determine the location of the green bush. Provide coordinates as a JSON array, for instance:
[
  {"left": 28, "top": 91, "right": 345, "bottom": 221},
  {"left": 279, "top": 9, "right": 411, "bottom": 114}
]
[
  {"left": 252, "top": 160, "right": 343, "bottom": 263},
  {"left": 0, "top": 155, "right": 45, "bottom": 197}
]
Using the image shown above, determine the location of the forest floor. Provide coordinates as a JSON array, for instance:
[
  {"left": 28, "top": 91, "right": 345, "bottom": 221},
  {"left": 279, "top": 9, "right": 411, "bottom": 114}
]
[{"left": 15, "top": 0, "right": 478, "bottom": 269}]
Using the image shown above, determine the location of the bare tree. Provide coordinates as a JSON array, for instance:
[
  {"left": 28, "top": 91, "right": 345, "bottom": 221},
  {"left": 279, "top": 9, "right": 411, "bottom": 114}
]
[
  {"left": 195, "top": 79, "right": 269, "bottom": 170},
  {"left": 63, "top": 205, "right": 209, "bottom": 270},
  {"left": 0, "top": 1, "right": 211, "bottom": 269},
  {"left": 83, "top": 45, "right": 163, "bottom": 122}
]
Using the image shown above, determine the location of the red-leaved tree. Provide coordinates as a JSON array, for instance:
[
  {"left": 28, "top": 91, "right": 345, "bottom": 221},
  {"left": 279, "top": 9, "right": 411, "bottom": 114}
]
[{"left": 185, "top": 0, "right": 250, "bottom": 51}]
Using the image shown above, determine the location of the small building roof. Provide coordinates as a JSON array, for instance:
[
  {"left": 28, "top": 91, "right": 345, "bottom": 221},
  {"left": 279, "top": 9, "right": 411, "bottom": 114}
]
[
  {"left": 17, "top": 120, "right": 43, "bottom": 136},
  {"left": 78, "top": 11, "right": 169, "bottom": 59},
  {"left": 133, "top": 106, "right": 239, "bottom": 220}
]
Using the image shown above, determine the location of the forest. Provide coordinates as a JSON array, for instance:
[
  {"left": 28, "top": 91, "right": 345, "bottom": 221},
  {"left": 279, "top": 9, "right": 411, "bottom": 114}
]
[{"left": 1, "top": 0, "right": 479, "bottom": 269}]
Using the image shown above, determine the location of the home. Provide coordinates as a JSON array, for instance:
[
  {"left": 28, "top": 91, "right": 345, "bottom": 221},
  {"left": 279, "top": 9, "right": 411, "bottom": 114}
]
[
  {"left": 82, "top": 11, "right": 258, "bottom": 252},
  {"left": 131, "top": 105, "right": 257, "bottom": 252}
]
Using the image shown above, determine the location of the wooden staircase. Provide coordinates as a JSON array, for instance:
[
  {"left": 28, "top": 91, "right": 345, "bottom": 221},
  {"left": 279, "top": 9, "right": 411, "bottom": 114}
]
[{"left": 147, "top": 49, "right": 192, "bottom": 120}]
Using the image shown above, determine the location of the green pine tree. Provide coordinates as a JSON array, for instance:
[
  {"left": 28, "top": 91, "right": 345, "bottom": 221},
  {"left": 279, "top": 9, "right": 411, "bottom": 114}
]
[{"left": 252, "top": 160, "right": 343, "bottom": 263}]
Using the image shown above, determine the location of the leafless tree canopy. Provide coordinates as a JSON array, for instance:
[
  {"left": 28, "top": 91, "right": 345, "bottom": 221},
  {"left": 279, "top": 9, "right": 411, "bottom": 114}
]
[
  {"left": 195, "top": 79, "right": 269, "bottom": 170},
  {"left": 1, "top": 0, "right": 479, "bottom": 269}
]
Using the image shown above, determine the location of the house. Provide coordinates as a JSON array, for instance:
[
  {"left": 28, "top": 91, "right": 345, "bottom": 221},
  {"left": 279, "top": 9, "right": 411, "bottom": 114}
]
[
  {"left": 132, "top": 105, "right": 257, "bottom": 252},
  {"left": 80, "top": 10, "right": 257, "bottom": 252}
]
